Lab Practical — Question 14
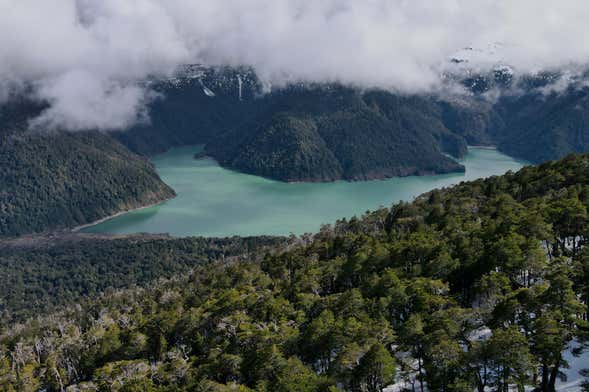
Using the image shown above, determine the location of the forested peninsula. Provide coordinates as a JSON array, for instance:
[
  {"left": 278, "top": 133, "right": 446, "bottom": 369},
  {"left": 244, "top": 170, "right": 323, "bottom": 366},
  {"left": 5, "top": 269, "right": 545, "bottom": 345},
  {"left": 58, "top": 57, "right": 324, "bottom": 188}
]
[{"left": 0, "top": 130, "right": 174, "bottom": 237}]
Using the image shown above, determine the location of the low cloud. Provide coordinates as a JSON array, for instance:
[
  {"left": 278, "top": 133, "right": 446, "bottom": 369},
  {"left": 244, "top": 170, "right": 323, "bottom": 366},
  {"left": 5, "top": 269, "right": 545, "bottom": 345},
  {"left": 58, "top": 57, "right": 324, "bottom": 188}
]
[
  {"left": 28, "top": 71, "right": 153, "bottom": 131},
  {"left": 1, "top": 0, "right": 589, "bottom": 130}
]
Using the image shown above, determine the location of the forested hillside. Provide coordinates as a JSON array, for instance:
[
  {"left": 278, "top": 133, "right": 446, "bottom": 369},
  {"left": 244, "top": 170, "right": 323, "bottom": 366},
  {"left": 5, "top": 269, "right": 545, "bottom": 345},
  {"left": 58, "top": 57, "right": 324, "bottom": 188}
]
[
  {"left": 0, "top": 234, "right": 285, "bottom": 325},
  {"left": 205, "top": 87, "right": 464, "bottom": 181},
  {"left": 496, "top": 87, "right": 589, "bottom": 163},
  {"left": 2, "top": 153, "right": 589, "bottom": 391},
  {"left": 117, "top": 69, "right": 467, "bottom": 181},
  {"left": 2, "top": 68, "right": 589, "bottom": 234},
  {"left": 113, "top": 67, "right": 263, "bottom": 156},
  {"left": 114, "top": 67, "right": 589, "bottom": 182},
  {"left": 3, "top": 68, "right": 589, "bottom": 190},
  {"left": 0, "top": 131, "right": 174, "bottom": 237}
]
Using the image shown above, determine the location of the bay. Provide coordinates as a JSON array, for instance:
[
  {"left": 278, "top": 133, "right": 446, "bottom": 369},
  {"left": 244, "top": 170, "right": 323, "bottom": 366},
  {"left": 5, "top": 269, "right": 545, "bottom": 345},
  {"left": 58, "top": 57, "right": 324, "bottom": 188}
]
[{"left": 83, "top": 146, "right": 527, "bottom": 237}]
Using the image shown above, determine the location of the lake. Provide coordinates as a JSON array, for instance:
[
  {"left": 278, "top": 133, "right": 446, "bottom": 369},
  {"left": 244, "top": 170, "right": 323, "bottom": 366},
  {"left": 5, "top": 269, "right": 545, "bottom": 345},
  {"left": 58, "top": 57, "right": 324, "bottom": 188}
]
[{"left": 83, "top": 146, "right": 528, "bottom": 237}]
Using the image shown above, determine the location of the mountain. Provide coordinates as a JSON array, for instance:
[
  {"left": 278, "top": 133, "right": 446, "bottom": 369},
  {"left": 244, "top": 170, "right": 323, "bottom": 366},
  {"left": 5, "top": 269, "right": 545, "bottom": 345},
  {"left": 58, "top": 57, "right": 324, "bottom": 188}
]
[
  {"left": 1, "top": 152, "right": 588, "bottom": 391},
  {"left": 205, "top": 86, "right": 465, "bottom": 181},
  {"left": 4, "top": 67, "right": 589, "bottom": 188},
  {"left": 442, "top": 62, "right": 589, "bottom": 164},
  {"left": 115, "top": 68, "right": 467, "bottom": 182},
  {"left": 496, "top": 86, "right": 589, "bottom": 163},
  {"left": 115, "top": 66, "right": 589, "bottom": 182},
  {"left": 3, "top": 66, "right": 589, "bottom": 236},
  {"left": 113, "top": 66, "right": 263, "bottom": 156},
  {"left": 0, "top": 129, "right": 174, "bottom": 237}
]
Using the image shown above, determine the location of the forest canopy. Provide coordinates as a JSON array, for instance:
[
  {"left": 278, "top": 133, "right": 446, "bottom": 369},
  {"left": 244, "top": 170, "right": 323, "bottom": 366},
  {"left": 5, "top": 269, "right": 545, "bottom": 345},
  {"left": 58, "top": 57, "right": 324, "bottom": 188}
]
[{"left": 2, "top": 153, "right": 589, "bottom": 391}]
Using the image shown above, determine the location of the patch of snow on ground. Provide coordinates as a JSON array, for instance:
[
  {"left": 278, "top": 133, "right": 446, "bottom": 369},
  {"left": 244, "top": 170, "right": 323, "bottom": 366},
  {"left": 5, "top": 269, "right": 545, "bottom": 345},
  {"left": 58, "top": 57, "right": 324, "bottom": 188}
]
[
  {"left": 557, "top": 340, "right": 588, "bottom": 392},
  {"left": 469, "top": 326, "right": 492, "bottom": 343},
  {"left": 384, "top": 338, "right": 587, "bottom": 392}
]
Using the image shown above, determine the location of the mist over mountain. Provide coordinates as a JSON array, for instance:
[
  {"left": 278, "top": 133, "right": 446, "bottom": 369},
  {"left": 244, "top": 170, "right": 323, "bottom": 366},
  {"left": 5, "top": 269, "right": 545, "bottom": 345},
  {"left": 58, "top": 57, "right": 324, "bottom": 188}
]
[
  {"left": 2, "top": 0, "right": 589, "bottom": 131},
  {"left": 3, "top": 3, "right": 589, "bottom": 390},
  {"left": 3, "top": 0, "right": 589, "bottom": 230},
  {"left": 4, "top": 63, "right": 589, "bottom": 185},
  {"left": 107, "top": 65, "right": 589, "bottom": 180}
]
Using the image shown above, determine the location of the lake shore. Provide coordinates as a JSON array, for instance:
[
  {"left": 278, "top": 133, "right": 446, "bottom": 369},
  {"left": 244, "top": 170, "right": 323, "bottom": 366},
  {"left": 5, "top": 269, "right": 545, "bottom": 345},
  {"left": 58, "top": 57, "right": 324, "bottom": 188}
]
[
  {"left": 466, "top": 144, "right": 497, "bottom": 150},
  {"left": 83, "top": 146, "right": 528, "bottom": 237},
  {"left": 71, "top": 196, "right": 175, "bottom": 233}
]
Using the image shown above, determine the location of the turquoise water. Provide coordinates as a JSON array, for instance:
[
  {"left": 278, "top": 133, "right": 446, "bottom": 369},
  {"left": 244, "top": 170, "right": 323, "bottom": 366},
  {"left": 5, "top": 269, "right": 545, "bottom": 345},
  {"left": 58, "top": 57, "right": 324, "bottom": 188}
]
[{"left": 83, "top": 146, "right": 528, "bottom": 237}]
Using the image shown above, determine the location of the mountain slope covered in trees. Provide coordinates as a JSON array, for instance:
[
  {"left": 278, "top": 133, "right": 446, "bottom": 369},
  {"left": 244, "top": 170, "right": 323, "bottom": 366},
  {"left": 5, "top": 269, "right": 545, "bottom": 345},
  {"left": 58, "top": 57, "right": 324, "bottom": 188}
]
[
  {"left": 115, "top": 69, "right": 466, "bottom": 181},
  {"left": 205, "top": 87, "right": 464, "bottom": 181},
  {"left": 0, "top": 130, "right": 174, "bottom": 237},
  {"left": 116, "top": 69, "right": 467, "bottom": 182},
  {"left": 496, "top": 87, "right": 589, "bottom": 163},
  {"left": 2, "top": 68, "right": 589, "bottom": 237},
  {"left": 114, "top": 67, "right": 589, "bottom": 182},
  {"left": 2, "top": 152, "right": 589, "bottom": 391}
]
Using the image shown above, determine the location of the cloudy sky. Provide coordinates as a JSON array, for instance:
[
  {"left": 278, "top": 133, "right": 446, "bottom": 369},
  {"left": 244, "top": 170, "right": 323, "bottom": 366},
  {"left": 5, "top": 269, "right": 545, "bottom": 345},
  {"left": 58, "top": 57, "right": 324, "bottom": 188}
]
[{"left": 1, "top": 0, "right": 589, "bottom": 130}]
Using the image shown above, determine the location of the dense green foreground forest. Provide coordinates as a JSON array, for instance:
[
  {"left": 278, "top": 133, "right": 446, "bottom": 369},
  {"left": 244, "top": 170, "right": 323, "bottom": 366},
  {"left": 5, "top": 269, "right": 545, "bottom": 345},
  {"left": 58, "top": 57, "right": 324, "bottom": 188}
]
[{"left": 2, "top": 153, "right": 589, "bottom": 391}]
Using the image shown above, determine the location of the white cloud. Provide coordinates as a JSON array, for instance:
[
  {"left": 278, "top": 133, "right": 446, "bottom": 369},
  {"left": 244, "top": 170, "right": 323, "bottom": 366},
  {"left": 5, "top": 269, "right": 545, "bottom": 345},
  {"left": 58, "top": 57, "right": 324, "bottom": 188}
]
[
  {"left": 28, "top": 70, "right": 153, "bottom": 131},
  {"left": 1, "top": 0, "right": 589, "bottom": 130}
]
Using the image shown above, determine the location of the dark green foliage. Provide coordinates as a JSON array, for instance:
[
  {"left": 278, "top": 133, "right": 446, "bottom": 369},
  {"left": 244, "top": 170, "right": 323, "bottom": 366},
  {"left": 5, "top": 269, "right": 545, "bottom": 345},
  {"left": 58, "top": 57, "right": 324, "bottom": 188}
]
[
  {"left": 114, "top": 68, "right": 589, "bottom": 182},
  {"left": 113, "top": 67, "right": 264, "bottom": 156},
  {"left": 0, "top": 131, "right": 175, "bottom": 237},
  {"left": 2, "top": 152, "right": 589, "bottom": 391},
  {"left": 115, "top": 73, "right": 468, "bottom": 182},
  {"left": 0, "top": 234, "right": 284, "bottom": 325},
  {"left": 352, "top": 343, "right": 396, "bottom": 392},
  {"left": 496, "top": 87, "right": 589, "bottom": 163},
  {"left": 205, "top": 87, "right": 464, "bottom": 181},
  {"left": 5, "top": 69, "right": 589, "bottom": 193},
  {"left": 5, "top": 69, "right": 589, "bottom": 191},
  {"left": 210, "top": 113, "right": 344, "bottom": 182}
]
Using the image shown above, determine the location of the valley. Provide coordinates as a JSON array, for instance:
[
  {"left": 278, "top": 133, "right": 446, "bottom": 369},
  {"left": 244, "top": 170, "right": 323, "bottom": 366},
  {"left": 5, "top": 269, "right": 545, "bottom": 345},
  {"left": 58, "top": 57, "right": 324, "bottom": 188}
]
[
  {"left": 2, "top": 80, "right": 589, "bottom": 391},
  {"left": 2, "top": 150, "right": 589, "bottom": 391},
  {"left": 3, "top": 4, "right": 589, "bottom": 391},
  {"left": 2, "top": 66, "right": 589, "bottom": 238}
]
